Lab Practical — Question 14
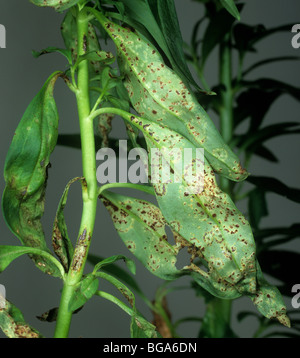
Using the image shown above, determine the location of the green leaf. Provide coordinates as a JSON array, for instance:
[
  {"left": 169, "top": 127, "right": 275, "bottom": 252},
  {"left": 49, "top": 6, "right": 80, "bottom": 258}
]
[
  {"left": 235, "top": 122, "right": 300, "bottom": 154},
  {"left": 93, "top": 255, "right": 136, "bottom": 275},
  {"left": 233, "top": 88, "right": 282, "bottom": 129},
  {"left": 93, "top": 11, "right": 248, "bottom": 182},
  {"left": 32, "top": 47, "right": 72, "bottom": 64},
  {"left": 199, "top": 298, "right": 238, "bottom": 338},
  {"left": 254, "top": 223, "right": 300, "bottom": 243},
  {"left": 94, "top": 269, "right": 160, "bottom": 338},
  {"left": 248, "top": 188, "right": 268, "bottom": 230},
  {"left": 95, "top": 290, "right": 160, "bottom": 338},
  {"left": 201, "top": 7, "right": 236, "bottom": 68},
  {"left": 218, "top": 0, "right": 240, "bottom": 20},
  {"left": 233, "top": 23, "right": 293, "bottom": 55},
  {"left": 2, "top": 72, "right": 63, "bottom": 277},
  {"left": 69, "top": 274, "right": 99, "bottom": 312},
  {"left": 30, "top": 0, "right": 80, "bottom": 12},
  {"left": 131, "top": 314, "right": 161, "bottom": 338},
  {"left": 242, "top": 56, "right": 300, "bottom": 77},
  {"left": 52, "top": 178, "right": 85, "bottom": 272},
  {"left": 0, "top": 245, "right": 64, "bottom": 278},
  {"left": 154, "top": 0, "right": 201, "bottom": 91},
  {"left": 75, "top": 50, "right": 115, "bottom": 70},
  {"left": 88, "top": 253, "right": 151, "bottom": 307},
  {"left": 0, "top": 300, "right": 43, "bottom": 338},
  {"left": 247, "top": 176, "right": 300, "bottom": 204}
]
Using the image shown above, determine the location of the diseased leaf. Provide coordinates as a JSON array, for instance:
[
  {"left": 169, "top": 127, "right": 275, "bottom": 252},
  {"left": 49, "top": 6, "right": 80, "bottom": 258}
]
[
  {"left": 2, "top": 72, "right": 63, "bottom": 277},
  {"left": 30, "top": 0, "right": 80, "bottom": 12},
  {"left": 88, "top": 253, "right": 151, "bottom": 306},
  {"left": 109, "top": 110, "right": 290, "bottom": 326},
  {"left": 0, "top": 246, "right": 64, "bottom": 277},
  {"left": 0, "top": 300, "right": 43, "bottom": 338},
  {"left": 91, "top": 10, "right": 248, "bottom": 182},
  {"left": 100, "top": 191, "right": 181, "bottom": 280},
  {"left": 218, "top": 0, "right": 240, "bottom": 20},
  {"left": 92, "top": 255, "right": 136, "bottom": 275},
  {"left": 32, "top": 47, "right": 72, "bottom": 64},
  {"left": 154, "top": 0, "right": 201, "bottom": 90},
  {"left": 52, "top": 178, "right": 85, "bottom": 272},
  {"left": 36, "top": 307, "right": 59, "bottom": 322}
]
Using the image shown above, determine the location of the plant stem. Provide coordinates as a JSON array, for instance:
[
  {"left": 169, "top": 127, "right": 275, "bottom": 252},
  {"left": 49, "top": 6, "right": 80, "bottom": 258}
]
[
  {"left": 201, "top": 32, "right": 235, "bottom": 338},
  {"left": 54, "top": 7, "right": 98, "bottom": 338}
]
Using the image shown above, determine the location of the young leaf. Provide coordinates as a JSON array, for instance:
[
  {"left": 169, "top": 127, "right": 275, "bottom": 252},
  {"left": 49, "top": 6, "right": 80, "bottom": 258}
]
[
  {"left": 218, "top": 0, "right": 240, "bottom": 21},
  {"left": 152, "top": 0, "right": 202, "bottom": 91},
  {"left": 69, "top": 274, "right": 99, "bottom": 312},
  {"left": 118, "top": 112, "right": 289, "bottom": 326},
  {"left": 88, "top": 253, "right": 151, "bottom": 307},
  {"left": 32, "top": 47, "right": 72, "bottom": 64},
  {"left": 2, "top": 72, "right": 63, "bottom": 277},
  {"left": 52, "top": 178, "right": 85, "bottom": 272},
  {"left": 93, "top": 255, "right": 136, "bottom": 275},
  {"left": 201, "top": 7, "right": 236, "bottom": 68},
  {"left": 91, "top": 11, "right": 248, "bottom": 182},
  {"left": 30, "top": 0, "right": 80, "bottom": 12},
  {"left": 0, "top": 300, "right": 43, "bottom": 338}
]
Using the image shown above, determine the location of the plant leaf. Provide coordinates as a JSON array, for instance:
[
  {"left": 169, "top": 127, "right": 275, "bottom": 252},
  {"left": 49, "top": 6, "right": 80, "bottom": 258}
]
[
  {"left": 2, "top": 72, "right": 63, "bottom": 277},
  {"left": 248, "top": 188, "right": 268, "bottom": 230},
  {"left": 92, "top": 10, "right": 248, "bottom": 182},
  {"left": 30, "top": 0, "right": 80, "bottom": 12},
  {"left": 32, "top": 47, "right": 72, "bottom": 64},
  {"left": 88, "top": 253, "right": 151, "bottom": 307},
  {"left": 0, "top": 245, "right": 64, "bottom": 277},
  {"left": 201, "top": 7, "right": 236, "bottom": 67},
  {"left": 52, "top": 178, "right": 85, "bottom": 272},
  {"left": 233, "top": 23, "right": 293, "bottom": 55},
  {"left": 242, "top": 56, "right": 300, "bottom": 77},
  {"left": 218, "top": 0, "right": 240, "bottom": 20},
  {"left": 247, "top": 176, "right": 300, "bottom": 204},
  {"left": 118, "top": 112, "right": 289, "bottom": 326},
  {"left": 0, "top": 300, "right": 43, "bottom": 338},
  {"left": 92, "top": 255, "right": 136, "bottom": 275},
  {"left": 69, "top": 274, "right": 99, "bottom": 312},
  {"left": 100, "top": 191, "right": 181, "bottom": 280},
  {"left": 258, "top": 250, "right": 300, "bottom": 297}
]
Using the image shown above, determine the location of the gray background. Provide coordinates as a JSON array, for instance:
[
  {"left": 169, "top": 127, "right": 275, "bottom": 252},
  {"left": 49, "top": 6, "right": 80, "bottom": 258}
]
[{"left": 0, "top": 0, "right": 299, "bottom": 338}]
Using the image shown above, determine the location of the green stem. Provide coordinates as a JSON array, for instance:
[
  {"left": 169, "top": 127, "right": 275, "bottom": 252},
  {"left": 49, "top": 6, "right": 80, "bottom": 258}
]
[
  {"left": 54, "top": 7, "right": 98, "bottom": 338},
  {"left": 201, "top": 32, "right": 235, "bottom": 339}
]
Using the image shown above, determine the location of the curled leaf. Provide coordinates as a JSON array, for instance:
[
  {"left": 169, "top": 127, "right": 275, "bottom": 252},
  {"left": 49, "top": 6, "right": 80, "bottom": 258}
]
[
  {"left": 0, "top": 300, "right": 43, "bottom": 338},
  {"left": 2, "top": 72, "right": 63, "bottom": 277}
]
